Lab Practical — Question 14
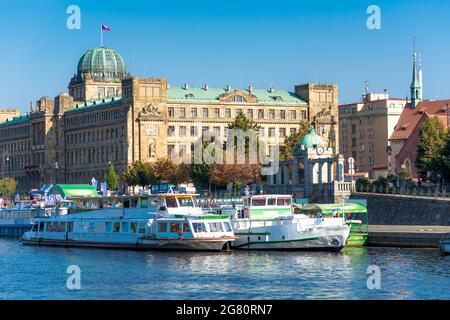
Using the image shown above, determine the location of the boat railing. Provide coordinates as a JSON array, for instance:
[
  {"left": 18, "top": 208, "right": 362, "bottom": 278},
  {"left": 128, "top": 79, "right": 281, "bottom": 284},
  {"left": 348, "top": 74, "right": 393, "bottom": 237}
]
[{"left": 0, "top": 208, "right": 48, "bottom": 220}]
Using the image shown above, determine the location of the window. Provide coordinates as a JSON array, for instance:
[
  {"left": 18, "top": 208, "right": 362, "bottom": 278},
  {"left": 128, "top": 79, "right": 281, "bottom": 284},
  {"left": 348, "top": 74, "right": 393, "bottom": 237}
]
[
  {"left": 98, "top": 87, "right": 105, "bottom": 98},
  {"left": 233, "top": 96, "right": 245, "bottom": 103},
  {"left": 280, "top": 110, "right": 286, "bottom": 119},
  {"left": 225, "top": 108, "right": 231, "bottom": 118},
  {"left": 258, "top": 109, "right": 264, "bottom": 119},
  {"left": 168, "top": 145, "right": 175, "bottom": 157},
  {"left": 290, "top": 110, "right": 297, "bottom": 119},
  {"left": 192, "top": 223, "right": 207, "bottom": 233},
  {"left": 202, "top": 126, "right": 209, "bottom": 136},
  {"left": 182, "top": 223, "right": 191, "bottom": 233},
  {"left": 121, "top": 222, "right": 130, "bottom": 233},
  {"left": 113, "top": 222, "right": 120, "bottom": 233},
  {"left": 267, "top": 198, "right": 276, "bottom": 205},
  {"left": 190, "top": 126, "right": 198, "bottom": 137},
  {"left": 272, "top": 96, "right": 283, "bottom": 102},
  {"left": 368, "top": 116, "right": 374, "bottom": 124},
  {"left": 170, "top": 223, "right": 181, "bottom": 233},
  {"left": 168, "top": 126, "right": 175, "bottom": 137},
  {"left": 213, "top": 127, "right": 220, "bottom": 136},
  {"left": 359, "top": 131, "right": 365, "bottom": 138},
  {"left": 279, "top": 128, "right": 286, "bottom": 138},
  {"left": 209, "top": 222, "right": 223, "bottom": 232},
  {"left": 351, "top": 124, "right": 356, "bottom": 134},
  {"left": 130, "top": 222, "right": 137, "bottom": 233},
  {"left": 179, "top": 126, "right": 187, "bottom": 136},
  {"left": 105, "top": 222, "right": 112, "bottom": 233},
  {"left": 277, "top": 198, "right": 291, "bottom": 206},
  {"left": 301, "top": 110, "right": 307, "bottom": 119},
  {"left": 158, "top": 223, "right": 167, "bottom": 233},
  {"left": 203, "top": 108, "right": 209, "bottom": 118},
  {"left": 223, "top": 222, "right": 232, "bottom": 233},
  {"left": 290, "top": 128, "right": 297, "bottom": 135},
  {"left": 178, "top": 197, "right": 194, "bottom": 207},
  {"left": 368, "top": 129, "right": 374, "bottom": 138},
  {"left": 269, "top": 109, "right": 275, "bottom": 119},
  {"left": 165, "top": 197, "right": 178, "bottom": 208},
  {"left": 352, "top": 138, "right": 356, "bottom": 147},
  {"left": 191, "top": 108, "right": 197, "bottom": 118},
  {"left": 179, "top": 107, "right": 186, "bottom": 118},
  {"left": 268, "top": 128, "right": 276, "bottom": 137},
  {"left": 252, "top": 198, "right": 266, "bottom": 206},
  {"left": 214, "top": 108, "right": 220, "bottom": 118},
  {"left": 359, "top": 143, "right": 365, "bottom": 152},
  {"left": 168, "top": 107, "right": 175, "bottom": 117},
  {"left": 247, "top": 109, "right": 254, "bottom": 118},
  {"left": 138, "top": 223, "right": 146, "bottom": 234}
]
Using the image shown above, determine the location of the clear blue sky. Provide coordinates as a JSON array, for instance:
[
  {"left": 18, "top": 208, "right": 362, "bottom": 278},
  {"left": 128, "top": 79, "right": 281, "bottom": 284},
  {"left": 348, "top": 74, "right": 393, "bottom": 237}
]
[{"left": 1, "top": 0, "right": 450, "bottom": 111}]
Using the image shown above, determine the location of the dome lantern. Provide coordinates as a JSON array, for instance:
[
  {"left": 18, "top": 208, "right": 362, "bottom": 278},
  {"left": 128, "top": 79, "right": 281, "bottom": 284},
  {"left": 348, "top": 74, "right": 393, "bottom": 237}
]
[{"left": 300, "top": 128, "right": 325, "bottom": 149}]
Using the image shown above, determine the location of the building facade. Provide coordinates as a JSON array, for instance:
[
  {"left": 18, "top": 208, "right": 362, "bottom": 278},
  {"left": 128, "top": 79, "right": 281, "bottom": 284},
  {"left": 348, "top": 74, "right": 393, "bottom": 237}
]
[
  {"left": 339, "top": 92, "right": 406, "bottom": 178},
  {"left": 0, "top": 47, "right": 339, "bottom": 192}
]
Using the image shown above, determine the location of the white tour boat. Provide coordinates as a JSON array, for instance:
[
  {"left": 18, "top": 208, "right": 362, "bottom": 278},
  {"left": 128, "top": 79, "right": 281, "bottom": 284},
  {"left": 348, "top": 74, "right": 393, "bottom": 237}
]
[
  {"left": 21, "top": 193, "right": 236, "bottom": 251},
  {"left": 231, "top": 195, "right": 350, "bottom": 251}
]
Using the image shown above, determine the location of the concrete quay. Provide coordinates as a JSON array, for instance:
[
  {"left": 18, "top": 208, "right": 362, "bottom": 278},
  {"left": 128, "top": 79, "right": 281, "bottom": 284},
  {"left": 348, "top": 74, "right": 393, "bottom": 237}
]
[{"left": 368, "top": 225, "right": 450, "bottom": 248}]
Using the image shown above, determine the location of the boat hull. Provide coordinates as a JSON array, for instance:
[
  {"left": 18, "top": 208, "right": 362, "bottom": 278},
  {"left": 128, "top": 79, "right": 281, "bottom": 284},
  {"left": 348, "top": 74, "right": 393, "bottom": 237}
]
[
  {"left": 232, "top": 218, "right": 350, "bottom": 252},
  {"left": 21, "top": 237, "right": 232, "bottom": 252},
  {"left": 439, "top": 240, "right": 450, "bottom": 255}
]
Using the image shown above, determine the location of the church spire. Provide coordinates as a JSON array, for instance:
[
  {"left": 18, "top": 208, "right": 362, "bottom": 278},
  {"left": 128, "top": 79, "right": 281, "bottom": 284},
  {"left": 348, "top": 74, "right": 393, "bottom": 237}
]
[{"left": 410, "top": 37, "right": 422, "bottom": 108}]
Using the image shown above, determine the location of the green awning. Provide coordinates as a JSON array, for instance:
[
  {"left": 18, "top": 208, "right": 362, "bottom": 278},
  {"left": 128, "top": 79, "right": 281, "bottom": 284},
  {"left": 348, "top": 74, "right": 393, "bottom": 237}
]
[
  {"left": 48, "top": 184, "right": 98, "bottom": 197},
  {"left": 296, "top": 203, "right": 368, "bottom": 214}
]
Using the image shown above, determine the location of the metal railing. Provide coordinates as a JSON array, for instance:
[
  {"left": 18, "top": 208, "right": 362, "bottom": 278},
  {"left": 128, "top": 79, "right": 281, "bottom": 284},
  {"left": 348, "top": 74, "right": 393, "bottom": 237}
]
[{"left": 355, "top": 184, "right": 450, "bottom": 198}]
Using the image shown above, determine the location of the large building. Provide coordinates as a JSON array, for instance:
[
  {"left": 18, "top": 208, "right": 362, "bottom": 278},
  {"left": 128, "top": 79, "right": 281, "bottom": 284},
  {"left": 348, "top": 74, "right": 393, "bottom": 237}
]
[
  {"left": 390, "top": 52, "right": 449, "bottom": 179},
  {"left": 0, "top": 47, "right": 339, "bottom": 192},
  {"left": 339, "top": 92, "right": 407, "bottom": 178}
]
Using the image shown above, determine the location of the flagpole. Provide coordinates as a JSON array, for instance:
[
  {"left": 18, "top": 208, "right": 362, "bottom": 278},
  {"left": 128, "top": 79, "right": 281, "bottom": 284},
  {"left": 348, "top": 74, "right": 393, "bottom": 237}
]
[{"left": 101, "top": 24, "right": 103, "bottom": 47}]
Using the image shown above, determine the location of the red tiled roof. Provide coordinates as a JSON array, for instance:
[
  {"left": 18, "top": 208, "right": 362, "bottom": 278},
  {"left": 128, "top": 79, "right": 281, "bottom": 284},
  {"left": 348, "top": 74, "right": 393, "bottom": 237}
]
[{"left": 390, "top": 100, "right": 450, "bottom": 140}]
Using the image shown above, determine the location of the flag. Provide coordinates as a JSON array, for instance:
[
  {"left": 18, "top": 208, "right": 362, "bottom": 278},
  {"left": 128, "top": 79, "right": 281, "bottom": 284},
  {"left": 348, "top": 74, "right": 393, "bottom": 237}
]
[{"left": 102, "top": 24, "right": 111, "bottom": 31}]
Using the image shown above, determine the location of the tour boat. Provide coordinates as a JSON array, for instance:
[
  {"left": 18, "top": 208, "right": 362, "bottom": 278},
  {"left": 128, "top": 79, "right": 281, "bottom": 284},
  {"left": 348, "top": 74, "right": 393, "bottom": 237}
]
[
  {"left": 231, "top": 195, "right": 350, "bottom": 251},
  {"left": 21, "top": 193, "right": 236, "bottom": 251}
]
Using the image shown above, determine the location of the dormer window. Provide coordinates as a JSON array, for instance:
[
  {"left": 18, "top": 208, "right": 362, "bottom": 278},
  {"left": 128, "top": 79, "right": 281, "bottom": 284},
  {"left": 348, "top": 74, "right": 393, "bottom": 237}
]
[
  {"left": 271, "top": 96, "right": 283, "bottom": 102},
  {"left": 185, "top": 93, "right": 195, "bottom": 100},
  {"left": 233, "top": 96, "right": 245, "bottom": 103}
]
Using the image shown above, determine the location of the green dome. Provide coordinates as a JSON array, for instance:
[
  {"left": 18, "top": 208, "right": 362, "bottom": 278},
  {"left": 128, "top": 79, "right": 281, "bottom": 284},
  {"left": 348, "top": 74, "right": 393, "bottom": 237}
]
[
  {"left": 300, "top": 128, "right": 324, "bottom": 149},
  {"left": 77, "top": 47, "right": 126, "bottom": 81}
]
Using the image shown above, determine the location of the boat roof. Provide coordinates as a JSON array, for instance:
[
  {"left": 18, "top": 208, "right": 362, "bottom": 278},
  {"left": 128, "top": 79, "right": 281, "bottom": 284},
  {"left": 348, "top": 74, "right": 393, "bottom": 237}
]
[
  {"left": 296, "top": 203, "right": 368, "bottom": 214},
  {"left": 67, "top": 193, "right": 200, "bottom": 200}
]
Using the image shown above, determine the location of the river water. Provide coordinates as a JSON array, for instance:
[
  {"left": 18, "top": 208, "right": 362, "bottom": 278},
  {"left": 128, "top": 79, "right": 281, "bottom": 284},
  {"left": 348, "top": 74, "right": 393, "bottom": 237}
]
[{"left": 0, "top": 238, "right": 448, "bottom": 300}]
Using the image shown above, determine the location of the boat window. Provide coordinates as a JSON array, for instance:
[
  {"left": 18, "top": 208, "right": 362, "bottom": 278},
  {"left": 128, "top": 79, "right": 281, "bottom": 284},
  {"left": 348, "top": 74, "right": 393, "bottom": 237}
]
[
  {"left": 165, "top": 197, "right": 178, "bottom": 208},
  {"left": 267, "top": 198, "right": 276, "bottom": 206},
  {"left": 130, "top": 222, "right": 138, "bottom": 233},
  {"left": 45, "top": 222, "right": 51, "bottom": 232},
  {"left": 113, "top": 222, "right": 121, "bottom": 233},
  {"left": 39, "top": 221, "right": 45, "bottom": 232},
  {"left": 192, "top": 222, "right": 207, "bottom": 233},
  {"left": 138, "top": 223, "right": 147, "bottom": 234},
  {"left": 178, "top": 197, "right": 194, "bottom": 207},
  {"left": 67, "top": 222, "right": 73, "bottom": 232},
  {"left": 277, "top": 198, "right": 291, "bottom": 206},
  {"left": 122, "top": 222, "right": 130, "bottom": 233},
  {"left": 114, "top": 200, "right": 123, "bottom": 208},
  {"left": 170, "top": 222, "right": 181, "bottom": 233},
  {"left": 124, "top": 200, "right": 130, "bottom": 208},
  {"left": 209, "top": 222, "right": 223, "bottom": 232},
  {"left": 60, "top": 222, "right": 67, "bottom": 232},
  {"left": 223, "top": 222, "right": 232, "bottom": 233},
  {"left": 182, "top": 223, "right": 191, "bottom": 233},
  {"left": 251, "top": 198, "right": 266, "bottom": 206},
  {"left": 130, "top": 199, "right": 138, "bottom": 208},
  {"left": 158, "top": 223, "right": 167, "bottom": 233},
  {"left": 31, "top": 223, "right": 38, "bottom": 231},
  {"left": 105, "top": 222, "right": 112, "bottom": 233},
  {"left": 141, "top": 198, "right": 149, "bottom": 209}
]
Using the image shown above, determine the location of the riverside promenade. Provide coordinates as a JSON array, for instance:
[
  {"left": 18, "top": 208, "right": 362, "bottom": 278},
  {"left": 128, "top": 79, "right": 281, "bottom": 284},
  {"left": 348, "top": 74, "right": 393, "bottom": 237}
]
[{"left": 354, "top": 192, "right": 450, "bottom": 248}]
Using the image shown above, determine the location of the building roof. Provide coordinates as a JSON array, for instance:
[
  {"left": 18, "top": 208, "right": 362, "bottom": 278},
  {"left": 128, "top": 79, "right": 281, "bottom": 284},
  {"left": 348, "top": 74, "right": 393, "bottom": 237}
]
[
  {"left": 167, "top": 86, "right": 307, "bottom": 105},
  {"left": 300, "top": 128, "right": 324, "bottom": 149},
  {"left": 49, "top": 184, "right": 98, "bottom": 197},
  {"left": 65, "top": 96, "right": 122, "bottom": 114},
  {"left": 77, "top": 47, "right": 126, "bottom": 82},
  {"left": 390, "top": 100, "right": 450, "bottom": 140},
  {"left": 0, "top": 114, "right": 30, "bottom": 127}
]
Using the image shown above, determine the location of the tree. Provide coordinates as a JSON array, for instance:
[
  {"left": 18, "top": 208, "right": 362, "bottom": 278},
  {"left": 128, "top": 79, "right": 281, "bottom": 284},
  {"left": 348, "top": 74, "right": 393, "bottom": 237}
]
[
  {"left": 416, "top": 117, "right": 447, "bottom": 180},
  {"left": 280, "top": 121, "right": 309, "bottom": 160},
  {"left": 227, "top": 112, "right": 260, "bottom": 132},
  {"left": 169, "top": 163, "right": 192, "bottom": 186},
  {"left": 436, "top": 129, "right": 450, "bottom": 180},
  {"left": 122, "top": 161, "right": 154, "bottom": 187},
  {"left": 104, "top": 164, "right": 119, "bottom": 190},
  {"left": 0, "top": 177, "right": 17, "bottom": 198},
  {"left": 356, "top": 177, "right": 371, "bottom": 190},
  {"left": 211, "top": 164, "right": 261, "bottom": 193}
]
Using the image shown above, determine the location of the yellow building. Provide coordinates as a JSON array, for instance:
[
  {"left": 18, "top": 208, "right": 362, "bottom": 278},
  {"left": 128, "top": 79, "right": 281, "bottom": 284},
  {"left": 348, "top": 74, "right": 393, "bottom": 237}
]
[
  {"left": 339, "top": 92, "right": 406, "bottom": 178},
  {"left": 0, "top": 47, "right": 339, "bottom": 192}
]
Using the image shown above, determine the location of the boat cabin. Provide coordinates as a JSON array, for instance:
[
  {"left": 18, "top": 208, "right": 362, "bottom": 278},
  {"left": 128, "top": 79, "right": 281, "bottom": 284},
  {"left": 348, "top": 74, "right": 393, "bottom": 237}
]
[{"left": 240, "top": 195, "right": 293, "bottom": 220}]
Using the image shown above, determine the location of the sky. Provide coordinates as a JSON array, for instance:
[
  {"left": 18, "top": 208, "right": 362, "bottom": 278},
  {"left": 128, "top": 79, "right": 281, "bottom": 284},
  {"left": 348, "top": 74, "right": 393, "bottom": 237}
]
[{"left": 1, "top": 0, "right": 450, "bottom": 111}]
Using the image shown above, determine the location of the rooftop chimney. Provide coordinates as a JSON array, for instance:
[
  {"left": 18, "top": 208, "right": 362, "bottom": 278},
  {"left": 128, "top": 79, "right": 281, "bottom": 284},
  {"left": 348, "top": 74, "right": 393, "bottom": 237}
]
[
  {"left": 204, "top": 84, "right": 209, "bottom": 91},
  {"left": 226, "top": 84, "right": 232, "bottom": 92},
  {"left": 183, "top": 83, "right": 189, "bottom": 90},
  {"left": 248, "top": 85, "right": 254, "bottom": 94}
]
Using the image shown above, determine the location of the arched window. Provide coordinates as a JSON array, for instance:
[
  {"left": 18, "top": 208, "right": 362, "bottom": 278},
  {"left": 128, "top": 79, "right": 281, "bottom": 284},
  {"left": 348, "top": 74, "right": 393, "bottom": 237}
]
[{"left": 233, "top": 95, "right": 245, "bottom": 103}]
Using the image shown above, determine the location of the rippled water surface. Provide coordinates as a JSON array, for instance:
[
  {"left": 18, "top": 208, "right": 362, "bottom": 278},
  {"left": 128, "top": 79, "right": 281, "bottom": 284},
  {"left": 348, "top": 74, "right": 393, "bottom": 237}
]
[{"left": 0, "top": 238, "right": 449, "bottom": 300}]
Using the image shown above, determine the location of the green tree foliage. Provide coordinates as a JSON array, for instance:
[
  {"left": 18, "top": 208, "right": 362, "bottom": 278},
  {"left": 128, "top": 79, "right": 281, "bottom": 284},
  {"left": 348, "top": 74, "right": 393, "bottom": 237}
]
[
  {"left": 416, "top": 117, "right": 447, "bottom": 180},
  {"left": 280, "top": 121, "right": 310, "bottom": 160},
  {"left": 104, "top": 164, "right": 119, "bottom": 190},
  {"left": 356, "top": 177, "right": 372, "bottom": 190},
  {"left": 227, "top": 112, "right": 260, "bottom": 132},
  {"left": 122, "top": 161, "right": 154, "bottom": 187},
  {"left": 0, "top": 177, "right": 18, "bottom": 198}
]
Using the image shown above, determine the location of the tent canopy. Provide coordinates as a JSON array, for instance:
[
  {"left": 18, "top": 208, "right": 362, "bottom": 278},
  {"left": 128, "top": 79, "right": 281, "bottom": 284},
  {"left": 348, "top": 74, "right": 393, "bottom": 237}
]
[
  {"left": 48, "top": 184, "right": 98, "bottom": 198},
  {"left": 30, "top": 184, "right": 53, "bottom": 196},
  {"left": 296, "top": 203, "right": 368, "bottom": 214}
]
